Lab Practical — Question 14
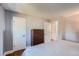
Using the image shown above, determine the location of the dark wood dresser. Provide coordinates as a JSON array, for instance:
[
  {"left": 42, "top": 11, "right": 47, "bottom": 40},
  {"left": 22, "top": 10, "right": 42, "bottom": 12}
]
[{"left": 31, "top": 29, "right": 44, "bottom": 46}]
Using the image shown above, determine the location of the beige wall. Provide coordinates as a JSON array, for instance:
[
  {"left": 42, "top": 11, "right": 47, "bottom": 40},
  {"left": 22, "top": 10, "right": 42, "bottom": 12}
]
[{"left": 63, "top": 14, "right": 79, "bottom": 42}]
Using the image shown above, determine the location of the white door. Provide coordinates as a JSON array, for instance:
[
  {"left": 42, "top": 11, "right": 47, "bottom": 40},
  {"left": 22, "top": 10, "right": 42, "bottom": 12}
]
[
  {"left": 13, "top": 17, "right": 26, "bottom": 50},
  {"left": 51, "top": 21, "right": 58, "bottom": 40}
]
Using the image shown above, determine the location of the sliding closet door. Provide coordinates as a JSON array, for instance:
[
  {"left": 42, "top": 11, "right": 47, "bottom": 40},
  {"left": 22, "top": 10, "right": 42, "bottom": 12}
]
[{"left": 13, "top": 17, "right": 26, "bottom": 50}]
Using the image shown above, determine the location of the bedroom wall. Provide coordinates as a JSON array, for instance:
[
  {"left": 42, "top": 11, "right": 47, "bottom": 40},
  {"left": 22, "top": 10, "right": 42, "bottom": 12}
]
[
  {"left": 25, "top": 16, "right": 45, "bottom": 46},
  {"left": 0, "top": 6, "right": 5, "bottom": 55},
  {"left": 3, "top": 10, "right": 52, "bottom": 52},
  {"left": 25, "top": 16, "right": 52, "bottom": 45},
  {"left": 64, "top": 14, "right": 79, "bottom": 42},
  {"left": 3, "top": 10, "right": 13, "bottom": 53},
  {"left": 3, "top": 11, "right": 45, "bottom": 52}
]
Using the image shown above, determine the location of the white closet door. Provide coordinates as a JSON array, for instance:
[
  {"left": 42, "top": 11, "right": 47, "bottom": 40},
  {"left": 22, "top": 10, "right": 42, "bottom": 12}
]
[
  {"left": 51, "top": 21, "right": 58, "bottom": 40},
  {"left": 13, "top": 17, "right": 26, "bottom": 50}
]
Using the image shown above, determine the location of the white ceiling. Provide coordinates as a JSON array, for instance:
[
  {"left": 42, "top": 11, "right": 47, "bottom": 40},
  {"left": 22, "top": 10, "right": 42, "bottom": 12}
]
[{"left": 1, "top": 3, "right": 79, "bottom": 20}]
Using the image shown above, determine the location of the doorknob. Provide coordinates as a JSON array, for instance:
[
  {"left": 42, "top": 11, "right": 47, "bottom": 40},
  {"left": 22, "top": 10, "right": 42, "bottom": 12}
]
[{"left": 22, "top": 35, "right": 25, "bottom": 37}]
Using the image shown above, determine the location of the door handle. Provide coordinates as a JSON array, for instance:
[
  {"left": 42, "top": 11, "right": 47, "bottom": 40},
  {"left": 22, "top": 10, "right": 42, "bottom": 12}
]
[{"left": 22, "top": 35, "right": 25, "bottom": 37}]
